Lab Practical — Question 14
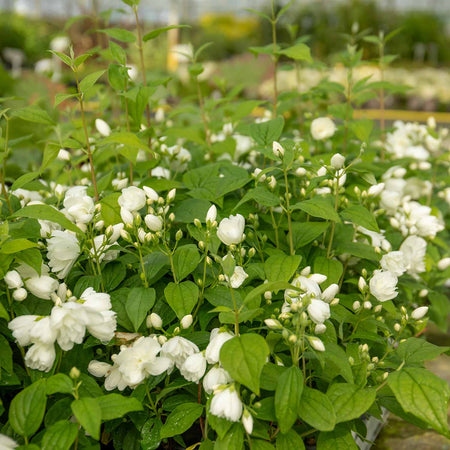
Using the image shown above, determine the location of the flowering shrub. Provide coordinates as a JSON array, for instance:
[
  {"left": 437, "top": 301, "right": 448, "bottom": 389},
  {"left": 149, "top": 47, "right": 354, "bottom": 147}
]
[{"left": 0, "top": 1, "right": 449, "bottom": 449}]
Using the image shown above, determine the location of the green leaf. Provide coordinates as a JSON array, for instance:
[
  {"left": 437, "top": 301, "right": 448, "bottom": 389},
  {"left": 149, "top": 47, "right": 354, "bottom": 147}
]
[
  {"left": 173, "top": 244, "right": 201, "bottom": 281},
  {"left": 275, "top": 366, "right": 304, "bottom": 433},
  {"left": 143, "top": 25, "right": 190, "bottom": 42},
  {"left": 41, "top": 420, "right": 78, "bottom": 450},
  {"left": 54, "top": 93, "right": 78, "bottom": 107},
  {"left": 100, "top": 28, "right": 136, "bottom": 43},
  {"left": 1, "top": 239, "right": 38, "bottom": 254},
  {"left": 11, "top": 172, "right": 40, "bottom": 191},
  {"left": 214, "top": 423, "right": 244, "bottom": 450},
  {"left": 313, "top": 257, "right": 343, "bottom": 288},
  {"left": 220, "top": 334, "right": 269, "bottom": 395},
  {"left": 9, "top": 379, "right": 47, "bottom": 437},
  {"left": 46, "top": 374, "right": 73, "bottom": 395},
  {"left": 97, "top": 394, "right": 143, "bottom": 420},
  {"left": 109, "top": 41, "right": 126, "bottom": 65},
  {"left": 100, "top": 193, "right": 121, "bottom": 226},
  {"left": 100, "top": 132, "right": 150, "bottom": 163},
  {"left": 349, "top": 119, "right": 373, "bottom": 142},
  {"left": 126, "top": 287, "right": 156, "bottom": 332},
  {"left": 79, "top": 70, "right": 105, "bottom": 93},
  {"left": 164, "top": 281, "right": 199, "bottom": 320},
  {"left": 327, "top": 383, "right": 376, "bottom": 423},
  {"left": 335, "top": 242, "right": 380, "bottom": 262},
  {"left": 234, "top": 187, "right": 280, "bottom": 210},
  {"left": 0, "top": 335, "right": 12, "bottom": 373},
  {"left": 71, "top": 397, "right": 101, "bottom": 440},
  {"left": 244, "top": 280, "right": 298, "bottom": 305},
  {"left": 159, "top": 402, "right": 203, "bottom": 439},
  {"left": 40, "top": 144, "right": 61, "bottom": 172},
  {"left": 250, "top": 117, "right": 284, "bottom": 147},
  {"left": 292, "top": 197, "right": 340, "bottom": 222},
  {"left": 316, "top": 423, "right": 358, "bottom": 450},
  {"left": 12, "top": 204, "right": 82, "bottom": 234},
  {"left": 279, "top": 43, "right": 312, "bottom": 62},
  {"left": 298, "top": 386, "right": 336, "bottom": 431},
  {"left": 276, "top": 429, "right": 305, "bottom": 449},
  {"left": 323, "top": 343, "right": 354, "bottom": 383},
  {"left": 291, "top": 222, "right": 329, "bottom": 248},
  {"left": 108, "top": 63, "right": 128, "bottom": 91},
  {"left": 49, "top": 50, "right": 72, "bottom": 67},
  {"left": 11, "top": 106, "right": 55, "bottom": 125},
  {"left": 265, "top": 254, "right": 301, "bottom": 282},
  {"left": 387, "top": 367, "right": 450, "bottom": 435},
  {"left": 340, "top": 204, "right": 379, "bottom": 232},
  {"left": 396, "top": 338, "right": 449, "bottom": 365}
]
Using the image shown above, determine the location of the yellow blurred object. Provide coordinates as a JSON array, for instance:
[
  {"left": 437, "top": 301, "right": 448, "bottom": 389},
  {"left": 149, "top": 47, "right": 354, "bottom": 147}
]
[
  {"left": 199, "top": 13, "right": 259, "bottom": 41},
  {"left": 354, "top": 109, "right": 450, "bottom": 123}
]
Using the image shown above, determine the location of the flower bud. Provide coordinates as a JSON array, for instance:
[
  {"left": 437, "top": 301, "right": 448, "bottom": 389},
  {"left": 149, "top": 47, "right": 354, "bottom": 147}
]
[
  {"left": 147, "top": 313, "right": 162, "bottom": 329},
  {"left": 145, "top": 214, "right": 163, "bottom": 232},
  {"left": 206, "top": 205, "right": 217, "bottom": 224},
  {"left": 330, "top": 153, "right": 345, "bottom": 169},
  {"left": 242, "top": 408, "right": 253, "bottom": 435},
  {"left": 264, "top": 319, "right": 282, "bottom": 329},
  {"left": 419, "top": 289, "right": 428, "bottom": 298},
  {"left": 120, "top": 208, "right": 134, "bottom": 226},
  {"left": 394, "top": 323, "right": 401, "bottom": 332},
  {"left": 169, "top": 212, "right": 175, "bottom": 222},
  {"left": 4, "top": 270, "right": 23, "bottom": 289},
  {"left": 167, "top": 189, "right": 176, "bottom": 202},
  {"left": 308, "top": 336, "right": 325, "bottom": 352},
  {"left": 273, "top": 141, "right": 284, "bottom": 158},
  {"left": 411, "top": 306, "right": 428, "bottom": 320},
  {"left": 13, "top": 288, "right": 27, "bottom": 301},
  {"left": 352, "top": 301, "right": 361, "bottom": 311},
  {"left": 181, "top": 314, "right": 193, "bottom": 329},
  {"left": 176, "top": 230, "right": 183, "bottom": 241},
  {"left": 358, "top": 277, "right": 367, "bottom": 293},
  {"left": 70, "top": 366, "right": 80, "bottom": 379},
  {"left": 143, "top": 186, "right": 159, "bottom": 202},
  {"left": 315, "top": 323, "right": 327, "bottom": 334},
  {"left": 363, "top": 301, "right": 372, "bottom": 310}
]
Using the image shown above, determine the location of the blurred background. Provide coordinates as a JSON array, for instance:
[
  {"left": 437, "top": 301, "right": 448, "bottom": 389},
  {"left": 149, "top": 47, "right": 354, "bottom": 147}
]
[{"left": 1, "top": 0, "right": 450, "bottom": 113}]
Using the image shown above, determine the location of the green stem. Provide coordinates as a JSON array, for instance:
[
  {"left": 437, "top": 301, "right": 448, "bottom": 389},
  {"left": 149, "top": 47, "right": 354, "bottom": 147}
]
[
  {"left": 229, "top": 286, "right": 240, "bottom": 336},
  {"left": 326, "top": 171, "right": 340, "bottom": 258},
  {"left": 75, "top": 73, "right": 99, "bottom": 201},
  {"left": 137, "top": 243, "right": 149, "bottom": 288},
  {"left": 283, "top": 169, "right": 294, "bottom": 255},
  {"left": 1, "top": 117, "right": 12, "bottom": 214}
]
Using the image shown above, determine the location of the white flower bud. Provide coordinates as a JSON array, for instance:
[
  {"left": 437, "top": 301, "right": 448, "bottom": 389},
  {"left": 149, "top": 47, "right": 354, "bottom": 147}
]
[
  {"left": 411, "top": 306, "right": 428, "bottom": 320},
  {"left": 181, "top": 314, "right": 193, "bottom": 329},
  {"left": 242, "top": 409, "right": 253, "bottom": 435},
  {"left": 4, "top": 270, "right": 23, "bottom": 289},
  {"left": 358, "top": 277, "right": 367, "bottom": 293},
  {"left": 120, "top": 208, "right": 134, "bottom": 226},
  {"left": 363, "top": 301, "right": 372, "bottom": 310},
  {"left": 437, "top": 257, "right": 450, "bottom": 271},
  {"left": 147, "top": 313, "right": 162, "bottom": 329},
  {"left": 295, "top": 167, "right": 307, "bottom": 177},
  {"left": 308, "top": 336, "right": 325, "bottom": 352},
  {"left": 206, "top": 205, "right": 217, "bottom": 224},
  {"left": 353, "top": 301, "right": 361, "bottom": 311},
  {"left": 368, "top": 183, "right": 385, "bottom": 197},
  {"left": 272, "top": 141, "right": 284, "bottom": 158},
  {"left": 394, "top": 323, "right": 401, "bottom": 332},
  {"left": 314, "top": 323, "right": 327, "bottom": 334},
  {"left": 13, "top": 288, "right": 27, "bottom": 301},
  {"left": 167, "top": 189, "right": 176, "bottom": 201},
  {"left": 143, "top": 186, "right": 159, "bottom": 202},
  {"left": 95, "top": 118, "right": 111, "bottom": 137},
  {"left": 330, "top": 153, "right": 345, "bottom": 169},
  {"left": 145, "top": 214, "right": 163, "bottom": 232},
  {"left": 264, "top": 319, "right": 282, "bottom": 329}
]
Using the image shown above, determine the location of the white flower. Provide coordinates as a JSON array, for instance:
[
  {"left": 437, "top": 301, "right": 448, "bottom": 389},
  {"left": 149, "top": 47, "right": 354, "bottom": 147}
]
[
  {"left": 95, "top": 118, "right": 111, "bottom": 137},
  {"left": 217, "top": 214, "right": 245, "bottom": 246},
  {"left": 120, "top": 207, "right": 134, "bottom": 226},
  {"left": 205, "top": 329, "right": 234, "bottom": 364},
  {"left": 321, "top": 283, "right": 339, "bottom": 303},
  {"left": 310, "top": 117, "right": 336, "bottom": 140},
  {"left": 380, "top": 251, "right": 406, "bottom": 277},
  {"left": 0, "top": 433, "right": 18, "bottom": 449},
  {"left": 380, "top": 190, "right": 402, "bottom": 213},
  {"left": 330, "top": 153, "right": 345, "bottom": 169},
  {"left": 51, "top": 302, "right": 92, "bottom": 351},
  {"left": 368, "top": 183, "right": 384, "bottom": 197},
  {"left": 203, "top": 366, "right": 232, "bottom": 394},
  {"left": 161, "top": 336, "right": 199, "bottom": 369},
  {"left": 115, "top": 337, "right": 172, "bottom": 386},
  {"left": 47, "top": 230, "right": 80, "bottom": 279},
  {"left": 210, "top": 385, "right": 243, "bottom": 422},
  {"left": 437, "top": 257, "right": 450, "bottom": 271},
  {"left": 152, "top": 167, "right": 170, "bottom": 179},
  {"left": 399, "top": 235, "right": 427, "bottom": 275},
  {"left": 4, "top": 270, "right": 23, "bottom": 289},
  {"left": 24, "top": 342, "right": 56, "bottom": 372},
  {"left": 63, "top": 187, "right": 95, "bottom": 225},
  {"left": 8, "top": 315, "right": 40, "bottom": 346},
  {"left": 181, "top": 314, "right": 193, "bottom": 329},
  {"left": 118, "top": 186, "right": 146, "bottom": 212},
  {"left": 145, "top": 214, "right": 163, "bottom": 231},
  {"left": 225, "top": 266, "right": 248, "bottom": 289},
  {"left": 369, "top": 270, "right": 398, "bottom": 302},
  {"left": 28, "top": 316, "right": 57, "bottom": 345},
  {"left": 307, "top": 299, "right": 331, "bottom": 324},
  {"left": 147, "top": 313, "right": 163, "bottom": 329},
  {"left": 90, "top": 234, "right": 118, "bottom": 263},
  {"left": 242, "top": 409, "right": 253, "bottom": 435},
  {"left": 180, "top": 352, "right": 207, "bottom": 383},
  {"left": 308, "top": 336, "right": 325, "bottom": 352},
  {"left": 272, "top": 141, "right": 284, "bottom": 157},
  {"left": 411, "top": 306, "right": 428, "bottom": 320},
  {"left": 206, "top": 205, "right": 217, "bottom": 224}
]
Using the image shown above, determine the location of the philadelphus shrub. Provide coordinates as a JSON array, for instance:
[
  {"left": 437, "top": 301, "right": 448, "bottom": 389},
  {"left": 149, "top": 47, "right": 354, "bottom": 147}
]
[{"left": 0, "top": 3, "right": 449, "bottom": 449}]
